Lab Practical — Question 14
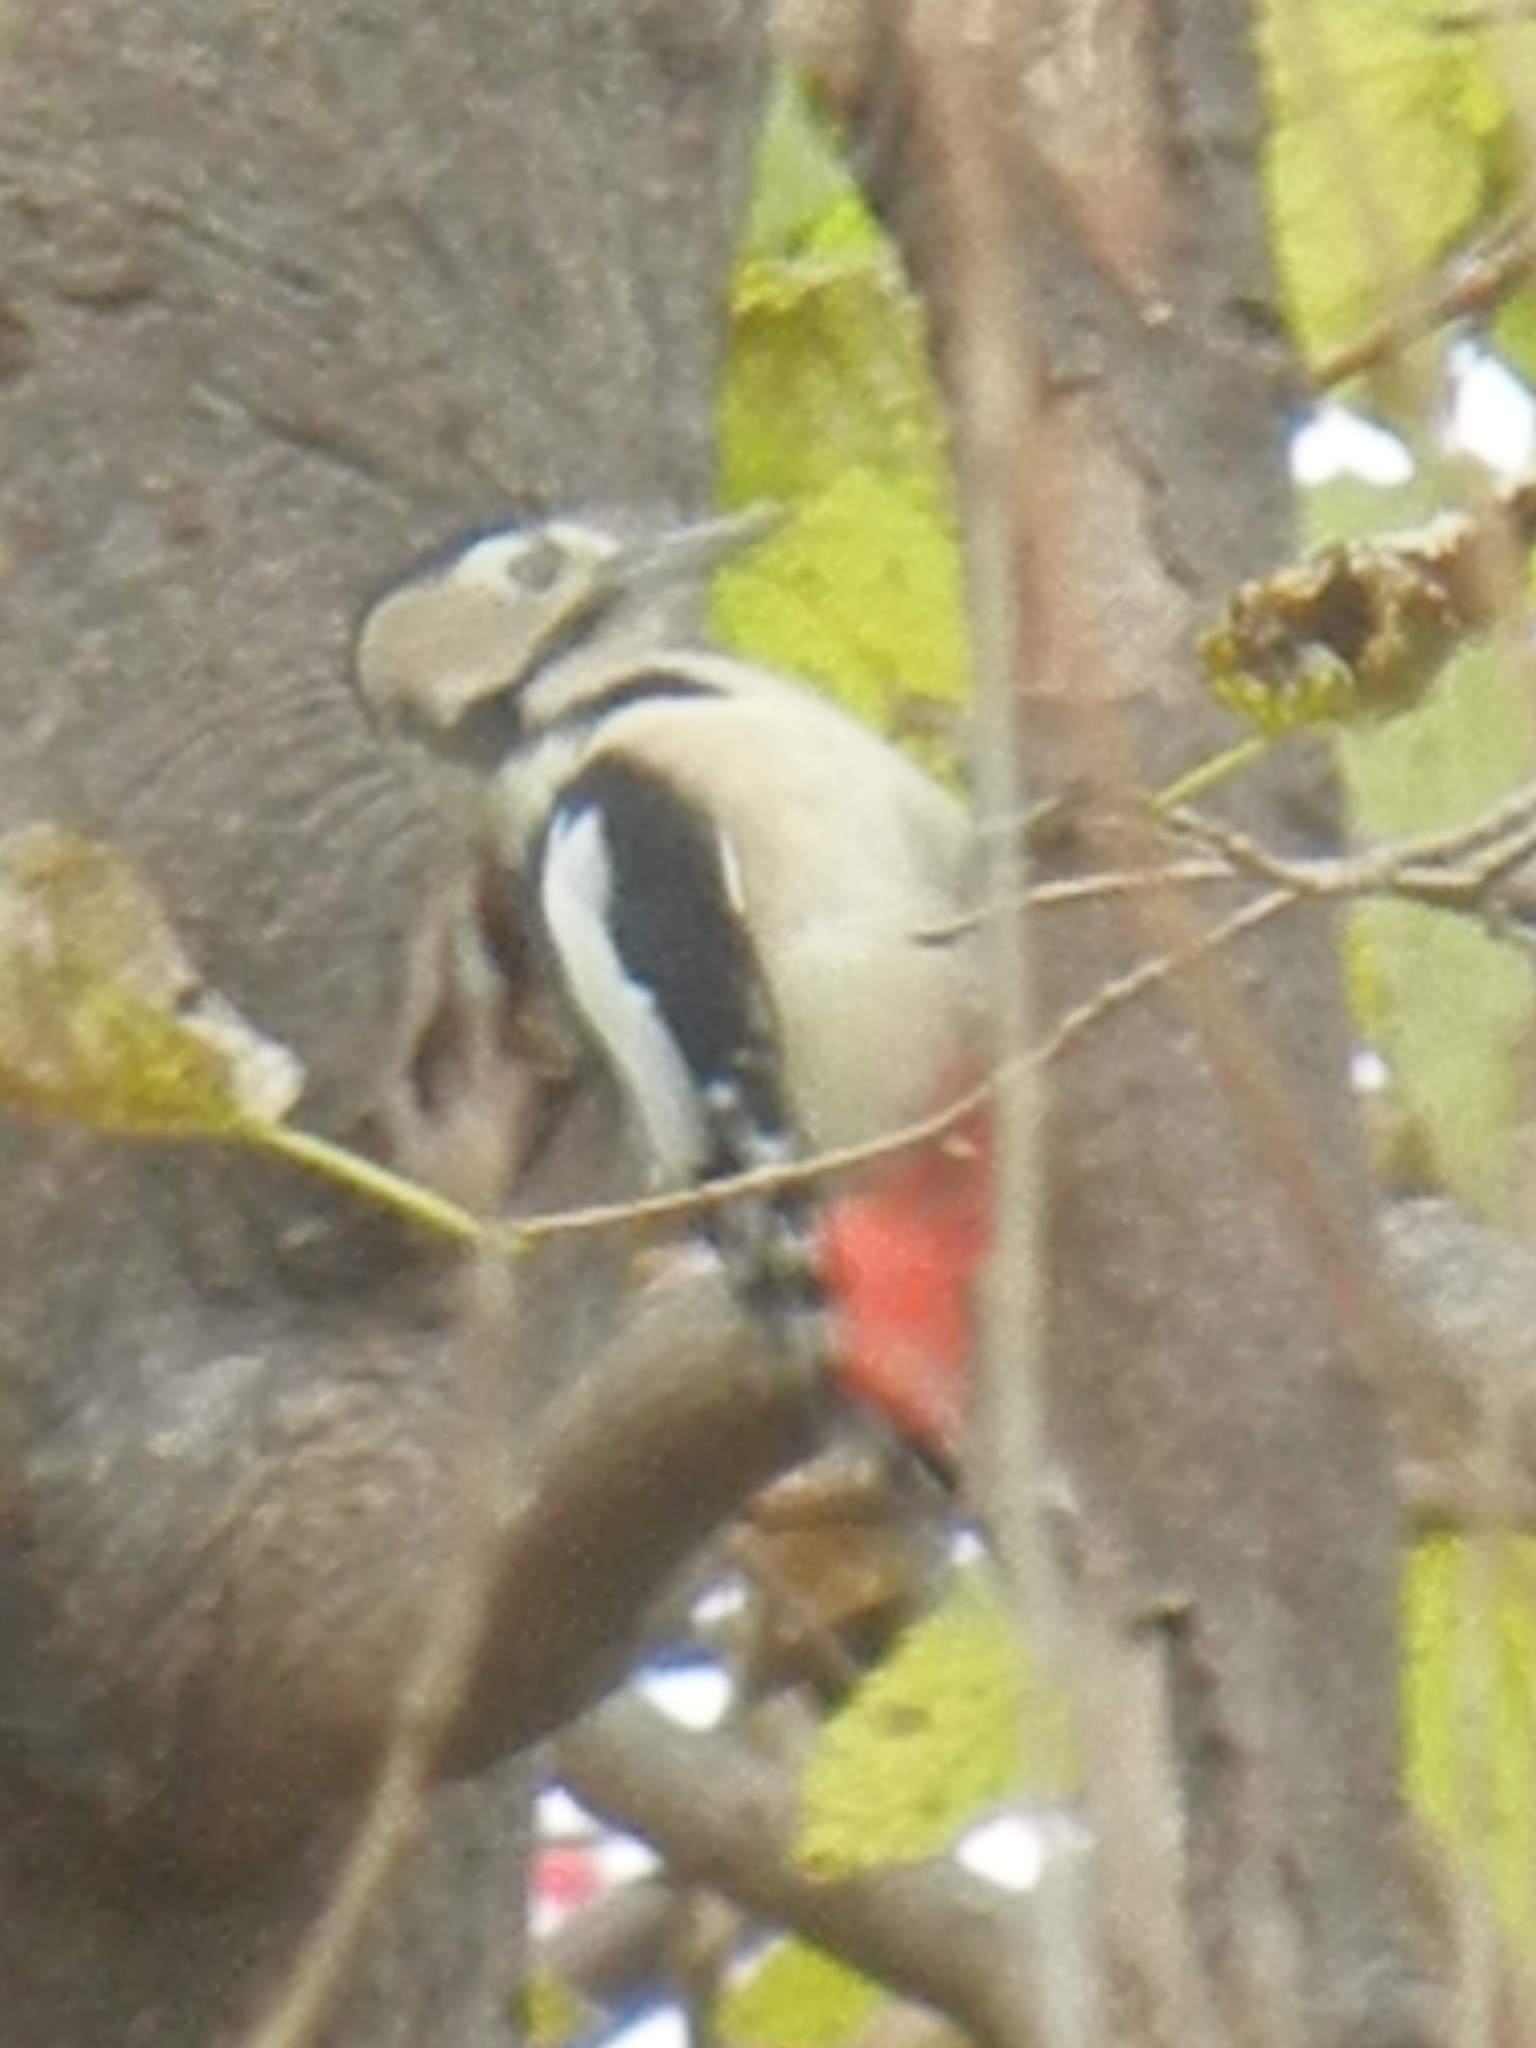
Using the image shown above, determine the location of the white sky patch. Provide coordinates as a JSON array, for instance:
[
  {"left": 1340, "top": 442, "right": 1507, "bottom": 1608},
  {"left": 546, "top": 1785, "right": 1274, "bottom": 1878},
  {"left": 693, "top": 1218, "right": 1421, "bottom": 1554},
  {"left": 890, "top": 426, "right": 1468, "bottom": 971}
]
[
  {"left": 538, "top": 1786, "right": 597, "bottom": 1840},
  {"left": 1448, "top": 342, "right": 1536, "bottom": 475},
  {"left": 1293, "top": 350, "right": 1536, "bottom": 487},
  {"left": 956, "top": 1811, "right": 1050, "bottom": 1891},
  {"left": 1291, "top": 405, "right": 1413, "bottom": 487},
  {"left": 584, "top": 2007, "right": 688, "bottom": 2048},
  {"left": 639, "top": 1661, "right": 734, "bottom": 1729},
  {"left": 1351, "top": 1045, "right": 1391, "bottom": 1098},
  {"left": 955, "top": 1807, "right": 1090, "bottom": 1892},
  {"left": 692, "top": 1574, "right": 748, "bottom": 1629}
]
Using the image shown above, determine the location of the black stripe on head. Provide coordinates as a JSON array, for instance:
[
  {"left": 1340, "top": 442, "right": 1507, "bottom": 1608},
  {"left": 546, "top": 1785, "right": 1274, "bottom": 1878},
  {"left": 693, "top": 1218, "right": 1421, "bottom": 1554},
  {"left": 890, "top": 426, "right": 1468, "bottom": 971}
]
[
  {"left": 436, "top": 680, "right": 529, "bottom": 769},
  {"left": 445, "top": 671, "right": 727, "bottom": 776},
  {"left": 547, "top": 670, "right": 725, "bottom": 734},
  {"left": 539, "top": 755, "right": 788, "bottom": 1165}
]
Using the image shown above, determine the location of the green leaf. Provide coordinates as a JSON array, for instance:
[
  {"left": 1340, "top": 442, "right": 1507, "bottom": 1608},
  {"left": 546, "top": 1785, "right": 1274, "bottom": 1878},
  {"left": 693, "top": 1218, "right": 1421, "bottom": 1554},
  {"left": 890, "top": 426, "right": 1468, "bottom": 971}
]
[
  {"left": 0, "top": 824, "right": 490, "bottom": 1248},
  {"left": 741, "top": 74, "right": 881, "bottom": 263},
  {"left": 796, "top": 1574, "right": 1076, "bottom": 1880},
  {"left": 1261, "top": 0, "right": 1532, "bottom": 369},
  {"left": 1340, "top": 637, "right": 1536, "bottom": 1211},
  {"left": 1404, "top": 1535, "right": 1536, "bottom": 1940},
  {"left": 718, "top": 1941, "right": 880, "bottom": 2048},
  {"left": 712, "top": 469, "right": 966, "bottom": 750},
  {"left": 521, "top": 1965, "right": 593, "bottom": 2048},
  {"left": 723, "top": 251, "right": 938, "bottom": 499},
  {"left": 1294, "top": 467, "right": 1536, "bottom": 1213},
  {"left": 0, "top": 825, "right": 301, "bottom": 1138},
  {"left": 718, "top": 99, "right": 967, "bottom": 755},
  {"left": 1490, "top": 288, "right": 1536, "bottom": 402}
]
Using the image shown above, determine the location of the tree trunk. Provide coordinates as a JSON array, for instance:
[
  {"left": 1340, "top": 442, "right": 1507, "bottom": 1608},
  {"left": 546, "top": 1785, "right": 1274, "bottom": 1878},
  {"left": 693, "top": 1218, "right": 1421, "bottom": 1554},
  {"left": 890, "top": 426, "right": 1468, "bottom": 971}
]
[
  {"left": 784, "top": 4, "right": 1440, "bottom": 2043},
  {"left": 0, "top": 6, "right": 781, "bottom": 2044}
]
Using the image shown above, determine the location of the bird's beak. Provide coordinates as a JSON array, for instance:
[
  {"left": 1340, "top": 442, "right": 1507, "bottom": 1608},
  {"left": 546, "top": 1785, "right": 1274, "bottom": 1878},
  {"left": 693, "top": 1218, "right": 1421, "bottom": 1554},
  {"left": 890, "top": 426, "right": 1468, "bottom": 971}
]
[{"left": 615, "top": 505, "right": 779, "bottom": 590}]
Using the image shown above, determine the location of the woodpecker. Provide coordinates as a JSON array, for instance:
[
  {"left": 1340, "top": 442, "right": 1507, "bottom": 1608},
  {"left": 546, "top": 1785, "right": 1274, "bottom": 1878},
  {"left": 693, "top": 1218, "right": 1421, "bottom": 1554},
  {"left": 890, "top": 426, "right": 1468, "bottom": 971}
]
[{"left": 355, "top": 510, "right": 986, "bottom": 1456}]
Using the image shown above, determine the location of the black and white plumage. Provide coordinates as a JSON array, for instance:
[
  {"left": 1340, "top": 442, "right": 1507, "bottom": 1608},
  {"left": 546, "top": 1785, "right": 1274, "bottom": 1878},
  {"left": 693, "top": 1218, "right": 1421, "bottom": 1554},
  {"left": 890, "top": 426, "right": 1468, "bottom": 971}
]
[{"left": 355, "top": 512, "right": 977, "bottom": 1362}]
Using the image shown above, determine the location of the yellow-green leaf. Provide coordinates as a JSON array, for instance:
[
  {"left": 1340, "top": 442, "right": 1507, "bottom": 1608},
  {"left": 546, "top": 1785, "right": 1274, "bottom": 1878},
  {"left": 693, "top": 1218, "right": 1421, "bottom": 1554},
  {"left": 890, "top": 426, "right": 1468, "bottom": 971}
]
[
  {"left": 718, "top": 1941, "right": 879, "bottom": 2048},
  {"left": 713, "top": 469, "right": 966, "bottom": 752},
  {"left": 796, "top": 1574, "right": 1076, "bottom": 1880},
  {"left": 1491, "top": 288, "right": 1536, "bottom": 404},
  {"left": 521, "top": 1964, "right": 594, "bottom": 2048},
  {"left": 1294, "top": 465, "right": 1536, "bottom": 1213},
  {"left": 1261, "top": 0, "right": 1532, "bottom": 370},
  {"left": 741, "top": 73, "right": 881, "bottom": 264},
  {"left": 718, "top": 94, "right": 967, "bottom": 754},
  {"left": 1340, "top": 638, "right": 1536, "bottom": 1212},
  {"left": 0, "top": 828, "right": 490, "bottom": 1246},
  {"left": 0, "top": 825, "right": 301, "bottom": 1138},
  {"left": 1404, "top": 1535, "right": 1536, "bottom": 1939}
]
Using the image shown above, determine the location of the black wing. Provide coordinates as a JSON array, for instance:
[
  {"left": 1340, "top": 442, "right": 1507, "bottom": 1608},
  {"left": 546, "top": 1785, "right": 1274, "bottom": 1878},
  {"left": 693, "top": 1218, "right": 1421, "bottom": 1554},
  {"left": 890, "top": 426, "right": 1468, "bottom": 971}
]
[{"left": 533, "top": 754, "right": 823, "bottom": 1335}]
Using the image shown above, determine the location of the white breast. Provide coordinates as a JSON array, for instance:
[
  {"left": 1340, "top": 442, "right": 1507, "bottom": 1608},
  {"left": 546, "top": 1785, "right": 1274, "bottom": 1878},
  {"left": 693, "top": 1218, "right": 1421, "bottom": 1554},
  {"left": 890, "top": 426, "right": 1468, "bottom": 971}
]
[{"left": 567, "top": 659, "right": 978, "bottom": 1155}]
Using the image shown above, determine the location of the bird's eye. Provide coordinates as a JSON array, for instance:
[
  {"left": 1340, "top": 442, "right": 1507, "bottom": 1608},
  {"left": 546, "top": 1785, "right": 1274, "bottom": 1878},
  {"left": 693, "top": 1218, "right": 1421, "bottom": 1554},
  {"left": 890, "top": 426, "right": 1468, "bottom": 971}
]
[{"left": 508, "top": 535, "right": 566, "bottom": 593}]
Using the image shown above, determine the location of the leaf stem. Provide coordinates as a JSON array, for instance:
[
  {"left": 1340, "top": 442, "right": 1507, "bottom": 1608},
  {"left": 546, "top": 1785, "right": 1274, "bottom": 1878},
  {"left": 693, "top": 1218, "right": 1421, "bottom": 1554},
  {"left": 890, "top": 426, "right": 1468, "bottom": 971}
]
[{"left": 256, "top": 1123, "right": 518, "bottom": 1251}]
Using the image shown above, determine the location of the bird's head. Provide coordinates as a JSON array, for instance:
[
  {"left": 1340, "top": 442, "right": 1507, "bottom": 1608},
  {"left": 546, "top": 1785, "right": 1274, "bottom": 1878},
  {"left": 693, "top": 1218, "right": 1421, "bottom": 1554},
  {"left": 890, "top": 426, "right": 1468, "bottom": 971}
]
[{"left": 354, "top": 507, "right": 769, "bottom": 767}]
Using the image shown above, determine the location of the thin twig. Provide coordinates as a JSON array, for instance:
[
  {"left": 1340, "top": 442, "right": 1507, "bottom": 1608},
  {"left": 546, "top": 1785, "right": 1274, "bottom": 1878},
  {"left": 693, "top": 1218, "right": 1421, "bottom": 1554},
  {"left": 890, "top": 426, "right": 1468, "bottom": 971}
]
[
  {"left": 1032, "top": 888, "right": 1301, "bottom": 1069},
  {"left": 246, "top": 778, "right": 1536, "bottom": 1280},
  {"left": 1309, "top": 207, "right": 1536, "bottom": 392},
  {"left": 1163, "top": 777, "right": 1536, "bottom": 912},
  {"left": 520, "top": 776, "right": 1536, "bottom": 1243}
]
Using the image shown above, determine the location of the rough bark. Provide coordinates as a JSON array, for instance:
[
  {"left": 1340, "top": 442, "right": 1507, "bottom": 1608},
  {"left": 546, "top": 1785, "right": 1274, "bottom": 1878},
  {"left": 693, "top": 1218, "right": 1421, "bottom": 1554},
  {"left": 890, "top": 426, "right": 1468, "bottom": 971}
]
[
  {"left": 0, "top": 6, "right": 785, "bottom": 2044},
  {"left": 783, "top": 5, "right": 1441, "bottom": 2044}
]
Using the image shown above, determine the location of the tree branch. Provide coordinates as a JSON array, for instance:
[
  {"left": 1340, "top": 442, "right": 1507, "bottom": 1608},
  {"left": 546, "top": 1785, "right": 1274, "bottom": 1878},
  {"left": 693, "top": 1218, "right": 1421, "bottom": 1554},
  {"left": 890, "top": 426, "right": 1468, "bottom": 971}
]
[
  {"left": 559, "top": 1695, "right": 1045, "bottom": 2048},
  {"left": 1309, "top": 207, "right": 1536, "bottom": 393}
]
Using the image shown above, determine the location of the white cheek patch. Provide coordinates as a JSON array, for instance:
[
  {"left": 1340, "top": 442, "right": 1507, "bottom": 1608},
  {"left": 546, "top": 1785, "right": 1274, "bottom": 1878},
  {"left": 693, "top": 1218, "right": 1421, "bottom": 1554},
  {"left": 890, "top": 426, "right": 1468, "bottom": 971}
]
[
  {"left": 455, "top": 533, "right": 529, "bottom": 588},
  {"left": 540, "top": 804, "right": 706, "bottom": 1181}
]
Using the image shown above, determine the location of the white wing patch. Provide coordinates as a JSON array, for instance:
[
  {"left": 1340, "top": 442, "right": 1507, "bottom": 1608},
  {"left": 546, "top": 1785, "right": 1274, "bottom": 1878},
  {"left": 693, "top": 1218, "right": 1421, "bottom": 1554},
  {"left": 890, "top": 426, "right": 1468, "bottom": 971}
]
[
  {"left": 715, "top": 823, "right": 747, "bottom": 918},
  {"left": 539, "top": 804, "right": 706, "bottom": 1181}
]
